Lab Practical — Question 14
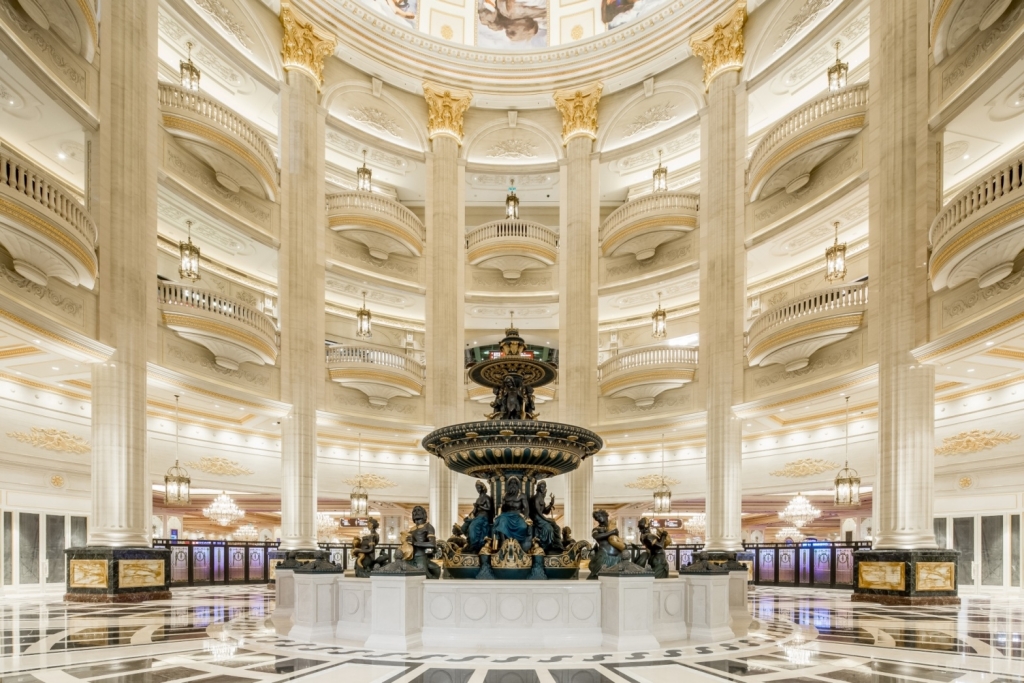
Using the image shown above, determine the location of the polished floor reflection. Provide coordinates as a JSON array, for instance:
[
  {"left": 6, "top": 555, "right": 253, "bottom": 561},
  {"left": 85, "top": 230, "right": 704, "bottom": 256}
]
[{"left": 0, "top": 585, "right": 1022, "bottom": 682}]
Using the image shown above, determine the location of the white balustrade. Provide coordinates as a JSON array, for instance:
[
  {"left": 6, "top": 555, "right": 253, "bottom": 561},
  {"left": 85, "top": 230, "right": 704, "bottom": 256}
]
[
  {"left": 747, "top": 282, "right": 869, "bottom": 343},
  {"left": 327, "top": 191, "right": 425, "bottom": 241},
  {"left": 465, "top": 219, "right": 559, "bottom": 250},
  {"left": 598, "top": 346, "right": 698, "bottom": 380},
  {"left": 599, "top": 192, "right": 699, "bottom": 242},
  {"left": 930, "top": 154, "right": 1024, "bottom": 249},
  {"left": 157, "top": 281, "right": 279, "bottom": 344},
  {"left": 326, "top": 345, "right": 425, "bottom": 379},
  {"left": 0, "top": 147, "right": 96, "bottom": 247}
]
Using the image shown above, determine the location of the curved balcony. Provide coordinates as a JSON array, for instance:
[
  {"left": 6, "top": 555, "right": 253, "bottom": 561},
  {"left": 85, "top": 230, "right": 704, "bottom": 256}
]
[
  {"left": 598, "top": 346, "right": 697, "bottom": 408},
  {"left": 157, "top": 281, "right": 279, "bottom": 370},
  {"left": 747, "top": 83, "right": 869, "bottom": 202},
  {"left": 929, "top": 154, "right": 1024, "bottom": 291},
  {"left": 466, "top": 219, "right": 558, "bottom": 280},
  {"left": 746, "top": 282, "right": 868, "bottom": 372},
  {"left": 600, "top": 192, "right": 699, "bottom": 261},
  {"left": 158, "top": 84, "right": 278, "bottom": 201},
  {"left": 0, "top": 147, "right": 97, "bottom": 289},
  {"left": 327, "top": 345, "right": 424, "bottom": 406},
  {"left": 327, "top": 191, "right": 425, "bottom": 260}
]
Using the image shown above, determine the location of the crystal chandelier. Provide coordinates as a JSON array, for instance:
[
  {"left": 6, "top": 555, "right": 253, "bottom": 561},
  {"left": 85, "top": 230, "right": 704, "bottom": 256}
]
[
  {"left": 356, "top": 291, "right": 372, "bottom": 339},
  {"left": 827, "top": 41, "right": 848, "bottom": 93},
  {"left": 775, "top": 526, "right": 805, "bottom": 543},
  {"left": 834, "top": 396, "right": 862, "bottom": 506},
  {"left": 316, "top": 512, "right": 338, "bottom": 539},
  {"left": 203, "top": 492, "right": 244, "bottom": 526},
  {"left": 684, "top": 513, "right": 706, "bottom": 536},
  {"left": 180, "top": 41, "right": 201, "bottom": 93},
  {"left": 179, "top": 220, "right": 201, "bottom": 282},
  {"left": 824, "top": 221, "right": 847, "bottom": 283},
  {"left": 505, "top": 178, "right": 519, "bottom": 219},
  {"left": 234, "top": 523, "right": 259, "bottom": 542},
  {"left": 779, "top": 493, "right": 821, "bottom": 528},
  {"left": 651, "top": 291, "right": 667, "bottom": 338},
  {"left": 163, "top": 394, "right": 191, "bottom": 506},
  {"left": 350, "top": 434, "right": 369, "bottom": 517},
  {"left": 356, "top": 149, "right": 372, "bottom": 192},
  {"left": 652, "top": 150, "right": 668, "bottom": 193}
]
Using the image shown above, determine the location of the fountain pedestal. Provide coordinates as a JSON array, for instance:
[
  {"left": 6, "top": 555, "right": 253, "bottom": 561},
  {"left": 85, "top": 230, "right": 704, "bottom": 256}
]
[{"left": 366, "top": 572, "right": 425, "bottom": 650}]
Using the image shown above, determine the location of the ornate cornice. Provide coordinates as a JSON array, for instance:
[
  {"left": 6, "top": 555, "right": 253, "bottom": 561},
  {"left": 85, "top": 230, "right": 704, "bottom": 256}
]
[
  {"left": 553, "top": 83, "right": 603, "bottom": 145},
  {"left": 689, "top": 1, "right": 746, "bottom": 91},
  {"left": 280, "top": 3, "right": 337, "bottom": 90},
  {"left": 423, "top": 82, "right": 472, "bottom": 144}
]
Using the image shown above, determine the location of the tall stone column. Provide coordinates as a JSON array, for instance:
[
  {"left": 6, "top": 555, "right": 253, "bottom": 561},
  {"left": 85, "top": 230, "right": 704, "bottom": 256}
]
[
  {"left": 690, "top": 3, "right": 747, "bottom": 555},
  {"left": 554, "top": 84, "right": 601, "bottom": 539},
  {"left": 853, "top": 0, "right": 958, "bottom": 604},
  {"left": 277, "top": 5, "right": 334, "bottom": 552},
  {"left": 65, "top": 0, "right": 168, "bottom": 602},
  {"left": 423, "top": 83, "right": 471, "bottom": 531}
]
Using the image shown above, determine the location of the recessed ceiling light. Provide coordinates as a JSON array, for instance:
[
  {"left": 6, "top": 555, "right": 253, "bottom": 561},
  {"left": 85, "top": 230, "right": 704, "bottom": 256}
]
[
  {"left": 967, "top": 368, "right": 975, "bottom": 372},
  {"left": 57, "top": 152, "right": 66, "bottom": 160},
  {"left": 986, "top": 341, "right": 994, "bottom": 346},
  {"left": 963, "top": 154, "right": 970, "bottom": 160},
  {"left": 51, "top": 366, "right": 59, "bottom": 371}
]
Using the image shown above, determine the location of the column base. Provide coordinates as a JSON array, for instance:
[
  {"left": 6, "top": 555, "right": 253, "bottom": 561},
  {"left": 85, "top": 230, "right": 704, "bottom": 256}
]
[
  {"left": 852, "top": 549, "right": 960, "bottom": 605},
  {"left": 65, "top": 547, "right": 171, "bottom": 603}
]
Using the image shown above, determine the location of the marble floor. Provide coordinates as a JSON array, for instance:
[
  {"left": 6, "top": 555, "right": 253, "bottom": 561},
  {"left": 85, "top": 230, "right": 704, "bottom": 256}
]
[{"left": 0, "top": 585, "right": 1022, "bottom": 683}]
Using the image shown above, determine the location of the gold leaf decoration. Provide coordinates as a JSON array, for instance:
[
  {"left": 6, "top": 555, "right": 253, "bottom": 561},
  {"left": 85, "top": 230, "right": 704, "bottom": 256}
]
[
  {"left": 423, "top": 81, "right": 473, "bottom": 143},
  {"left": 935, "top": 430, "right": 1020, "bottom": 456},
  {"left": 769, "top": 458, "right": 839, "bottom": 478},
  {"left": 625, "top": 474, "right": 681, "bottom": 490},
  {"left": 183, "top": 456, "right": 254, "bottom": 476},
  {"left": 342, "top": 473, "right": 398, "bottom": 489},
  {"left": 7, "top": 428, "right": 90, "bottom": 454},
  {"left": 279, "top": 3, "right": 336, "bottom": 89},
  {"left": 553, "top": 82, "right": 603, "bottom": 144},
  {"left": 689, "top": 1, "right": 747, "bottom": 90}
]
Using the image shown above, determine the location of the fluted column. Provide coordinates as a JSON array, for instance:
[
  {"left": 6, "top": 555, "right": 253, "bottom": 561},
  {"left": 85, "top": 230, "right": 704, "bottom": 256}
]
[
  {"left": 88, "top": 0, "right": 159, "bottom": 548},
  {"left": 554, "top": 83, "right": 602, "bottom": 538},
  {"left": 277, "top": 5, "right": 334, "bottom": 551},
  {"left": 424, "top": 83, "right": 471, "bottom": 531},
  {"left": 691, "top": 3, "right": 747, "bottom": 553}
]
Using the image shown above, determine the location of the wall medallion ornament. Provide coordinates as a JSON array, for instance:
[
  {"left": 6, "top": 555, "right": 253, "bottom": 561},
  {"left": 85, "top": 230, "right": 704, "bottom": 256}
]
[
  {"left": 7, "top": 428, "right": 90, "bottom": 454},
  {"left": 553, "top": 82, "right": 603, "bottom": 145},
  {"left": 624, "top": 474, "right": 682, "bottom": 490},
  {"left": 935, "top": 429, "right": 1020, "bottom": 456},
  {"left": 769, "top": 458, "right": 839, "bottom": 478},
  {"left": 689, "top": 1, "right": 747, "bottom": 90},
  {"left": 423, "top": 82, "right": 473, "bottom": 143},
  {"left": 182, "top": 456, "right": 255, "bottom": 476},
  {"left": 279, "top": 3, "right": 336, "bottom": 89},
  {"left": 342, "top": 473, "right": 398, "bottom": 489},
  {"left": 49, "top": 474, "right": 65, "bottom": 489}
]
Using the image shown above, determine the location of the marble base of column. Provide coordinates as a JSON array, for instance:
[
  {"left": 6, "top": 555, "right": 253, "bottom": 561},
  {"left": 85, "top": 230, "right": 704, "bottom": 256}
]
[
  {"left": 64, "top": 547, "right": 171, "bottom": 603},
  {"left": 852, "top": 549, "right": 960, "bottom": 605}
]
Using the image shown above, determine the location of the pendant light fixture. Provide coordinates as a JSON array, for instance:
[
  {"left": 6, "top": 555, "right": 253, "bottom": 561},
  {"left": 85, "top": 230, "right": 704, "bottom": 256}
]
[
  {"left": 651, "top": 291, "right": 667, "bottom": 338},
  {"left": 350, "top": 433, "right": 369, "bottom": 517},
  {"left": 356, "top": 149, "right": 372, "bottom": 192},
  {"left": 505, "top": 178, "right": 520, "bottom": 219},
  {"left": 834, "top": 396, "right": 862, "bottom": 506},
  {"left": 316, "top": 512, "right": 338, "bottom": 539},
  {"left": 824, "top": 221, "right": 847, "bottom": 283},
  {"left": 180, "top": 41, "right": 201, "bottom": 93},
  {"left": 684, "top": 513, "right": 706, "bottom": 537},
  {"left": 652, "top": 150, "right": 668, "bottom": 193},
  {"left": 779, "top": 493, "right": 821, "bottom": 528},
  {"left": 234, "top": 523, "right": 259, "bottom": 542},
  {"left": 203, "top": 492, "right": 244, "bottom": 526},
  {"left": 827, "top": 41, "right": 848, "bottom": 93},
  {"left": 179, "top": 220, "right": 201, "bottom": 282},
  {"left": 775, "top": 526, "right": 805, "bottom": 543},
  {"left": 653, "top": 435, "right": 672, "bottom": 514},
  {"left": 163, "top": 394, "right": 191, "bottom": 506},
  {"left": 356, "top": 290, "right": 373, "bottom": 339}
]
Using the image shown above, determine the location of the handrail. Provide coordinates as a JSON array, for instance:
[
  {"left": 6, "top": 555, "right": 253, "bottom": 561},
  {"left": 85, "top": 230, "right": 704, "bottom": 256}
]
[
  {"left": 158, "top": 83, "right": 278, "bottom": 178},
  {"left": 748, "top": 83, "right": 870, "bottom": 180},
  {"left": 598, "top": 345, "right": 698, "bottom": 379},
  {"left": 600, "top": 191, "right": 699, "bottom": 241},
  {"left": 748, "top": 282, "right": 868, "bottom": 342},
  {"left": 326, "top": 344, "right": 424, "bottom": 378},
  {"left": 931, "top": 154, "right": 1024, "bottom": 248},
  {"left": 157, "top": 281, "right": 279, "bottom": 343},
  {"left": 326, "top": 191, "right": 426, "bottom": 240},
  {"left": 0, "top": 147, "right": 96, "bottom": 246},
  {"left": 465, "top": 218, "right": 559, "bottom": 250}
]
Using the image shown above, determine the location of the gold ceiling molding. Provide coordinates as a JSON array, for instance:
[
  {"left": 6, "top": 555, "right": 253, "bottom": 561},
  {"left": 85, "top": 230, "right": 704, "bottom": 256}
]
[
  {"left": 423, "top": 82, "right": 473, "bottom": 144},
  {"left": 553, "top": 82, "right": 603, "bottom": 145},
  {"left": 0, "top": 345, "right": 41, "bottom": 360},
  {"left": 624, "top": 474, "right": 682, "bottom": 490},
  {"left": 342, "top": 473, "right": 398, "bottom": 489},
  {"left": 935, "top": 429, "right": 1020, "bottom": 456},
  {"left": 182, "top": 456, "right": 255, "bottom": 476},
  {"left": 769, "top": 458, "right": 839, "bottom": 478},
  {"left": 689, "top": 1, "right": 746, "bottom": 91},
  {"left": 280, "top": 3, "right": 336, "bottom": 90},
  {"left": 7, "top": 427, "right": 90, "bottom": 454}
]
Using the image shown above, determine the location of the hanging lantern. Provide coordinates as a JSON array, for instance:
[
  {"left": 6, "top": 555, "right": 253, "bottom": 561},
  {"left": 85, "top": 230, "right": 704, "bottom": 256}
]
[
  {"left": 180, "top": 41, "right": 201, "bottom": 93},
  {"left": 356, "top": 291, "right": 372, "bottom": 339},
  {"left": 350, "top": 434, "right": 369, "bottom": 516},
  {"left": 179, "top": 220, "right": 201, "bottom": 282},
  {"left": 827, "top": 41, "right": 848, "bottom": 93},
  {"left": 779, "top": 493, "right": 821, "bottom": 528},
  {"left": 163, "top": 394, "right": 191, "bottom": 506},
  {"left": 824, "top": 221, "right": 847, "bottom": 283},
  {"left": 834, "top": 396, "right": 862, "bottom": 506},
  {"left": 505, "top": 178, "right": 520, "bottom": 219},
  {"left": 356, "top": 149, "right": 372, "bottom": 192},
  {"left": 652, "top": 150, "right": 668, "bottom": 193},
  {"left": 651, "top": 291, "right": 667, "bottom": 338},
  {"left": 652, "top": 436, "right": 672, "bottom": 514}
]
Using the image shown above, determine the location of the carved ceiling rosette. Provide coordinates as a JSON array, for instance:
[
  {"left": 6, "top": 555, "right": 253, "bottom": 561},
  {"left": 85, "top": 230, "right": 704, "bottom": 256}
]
[
  {"left": 689, "top": 1, "right": 747, "bottom": 91},
  {"left": 279, "top": 3, "right": 336, "bottom": 90},
  {"left": 553, "top": 82, "right": 603, "bottom": 145},
  {"left": 423, "top": 82, "right": 473, "bottom": 144}
]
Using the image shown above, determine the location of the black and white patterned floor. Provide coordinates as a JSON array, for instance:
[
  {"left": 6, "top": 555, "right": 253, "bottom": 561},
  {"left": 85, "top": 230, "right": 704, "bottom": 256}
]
[{"left": 1, "top": 585, "right": 1022, "bottom": 683}]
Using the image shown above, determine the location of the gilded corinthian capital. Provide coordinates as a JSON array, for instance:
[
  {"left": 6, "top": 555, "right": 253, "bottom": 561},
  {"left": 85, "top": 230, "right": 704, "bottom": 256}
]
[
  {"left": 553, "top": 83, "right": 603, "bottom": 145},
  {"left": 689, "top": 1, "right": 746, "bottom": 91},
  {"left": 280, "top": 3, "right": 337, "bottom": 90},
  {"left": 423, "top": 82, "right": 473, "bottom": 144}
]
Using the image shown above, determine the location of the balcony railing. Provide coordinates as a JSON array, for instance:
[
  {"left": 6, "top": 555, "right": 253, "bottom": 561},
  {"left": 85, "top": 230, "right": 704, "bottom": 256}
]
[
  {"left": 465, "top": 218, "right": 558, "bottom": 280},
  {"left": 326, "top": 344, "right": 425, "bottom": 406},
  {"left": 747, "top": 282, "right": 868, "bottom": 342},
  {"left": 599, "top": 192, "right": 699, "bottom": 260},
  {"left": 598, "top": 345, "right": 698, "bottom": 408},
  {"left": 597, "top": 346, "right": 698, "bottom": 380},
  {"left": 465, "top": 219, "right": 559, "bottom": 250},
  {"left": 326, "top": 345, "right": 425, "bottom": 378},
  {"left": 327, "top": 191, "right": 425, "bottom": 259}
]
